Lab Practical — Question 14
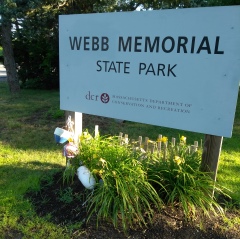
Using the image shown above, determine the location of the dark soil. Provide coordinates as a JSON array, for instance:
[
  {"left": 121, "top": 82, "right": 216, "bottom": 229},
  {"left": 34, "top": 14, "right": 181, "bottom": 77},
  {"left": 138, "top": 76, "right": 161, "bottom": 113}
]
[{"left": 25, "top": 170, "right": 240, "bottom": 239}]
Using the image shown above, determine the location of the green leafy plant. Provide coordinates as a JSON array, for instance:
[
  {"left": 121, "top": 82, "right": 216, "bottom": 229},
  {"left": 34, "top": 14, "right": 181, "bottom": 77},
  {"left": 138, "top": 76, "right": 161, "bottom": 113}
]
[
  {"left": 144, "top": 136, "right": 226, "bottom": 219},
  {"left": 66, "top": 132, "right": 229, "bottom": 230},
  {"left": 73, "top": 132, "right": 164, "bottom": 231},
  {"left": 63, "top": 165, "right": 76, "bottom": 185},
  {"left": 58, "top": 187, "right": 73, "bottom": 204}
]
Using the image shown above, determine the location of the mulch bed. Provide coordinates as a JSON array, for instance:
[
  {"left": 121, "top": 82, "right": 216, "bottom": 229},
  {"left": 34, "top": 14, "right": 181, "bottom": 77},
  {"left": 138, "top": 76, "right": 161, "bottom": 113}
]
[{"left": 25, "top": 170, "right": 240, "bottom": 239}]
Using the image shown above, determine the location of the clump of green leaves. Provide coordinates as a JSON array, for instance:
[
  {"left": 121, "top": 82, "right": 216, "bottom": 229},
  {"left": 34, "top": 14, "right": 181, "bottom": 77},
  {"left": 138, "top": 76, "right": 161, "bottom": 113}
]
[
  {"left": 58, "top": 187, "right": 73, "bottom": 204},
  {"left": 73, "top": 132, "right": 163, "bottom": 231},
  {"left": 66, "top": 131, "right": 227, "bottom": 231},
  {"left": 144, "top": 136, "right": 225, "bottom": 219}
]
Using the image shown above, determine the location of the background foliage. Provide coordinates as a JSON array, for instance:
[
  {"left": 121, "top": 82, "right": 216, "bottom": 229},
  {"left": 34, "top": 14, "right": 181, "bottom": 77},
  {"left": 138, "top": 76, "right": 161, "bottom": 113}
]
[{"left": 0, "top": 46, "right": 3, "bottom": 63}]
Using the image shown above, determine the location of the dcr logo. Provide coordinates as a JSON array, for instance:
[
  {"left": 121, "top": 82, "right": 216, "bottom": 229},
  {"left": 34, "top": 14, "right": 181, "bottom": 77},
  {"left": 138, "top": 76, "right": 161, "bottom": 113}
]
[
  {"left": 100, "top": 93, "right": 110, "bottom": 103},
  {"left": 85, "top": 91, "right": 110, "bottom": 104}
]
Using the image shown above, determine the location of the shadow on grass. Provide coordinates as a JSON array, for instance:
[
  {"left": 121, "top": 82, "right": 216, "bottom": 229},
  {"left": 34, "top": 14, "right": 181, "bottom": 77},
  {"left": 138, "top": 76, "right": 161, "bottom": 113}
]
[
  {"left": 0, "top": 162, "right": 65, "bottom": 239},
  {"left": 0, "top": 161, "right": 64, "bottom": 196}
]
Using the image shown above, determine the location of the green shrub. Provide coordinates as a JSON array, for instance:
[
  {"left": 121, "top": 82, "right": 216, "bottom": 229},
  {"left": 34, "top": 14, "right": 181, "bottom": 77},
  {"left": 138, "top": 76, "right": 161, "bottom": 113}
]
[
  {"left": 143, "top": 136, "right": 225, "bottom": 219},
  {"left": 65, "top": 132, "right": 227, "bottom": 231},
  {"left": 73, "top": 132, "right": 163, "bottom": 231}
]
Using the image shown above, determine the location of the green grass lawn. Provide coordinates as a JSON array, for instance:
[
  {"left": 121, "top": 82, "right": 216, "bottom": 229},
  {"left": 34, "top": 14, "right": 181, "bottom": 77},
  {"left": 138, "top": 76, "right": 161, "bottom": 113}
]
[{"left": 0, "top": 82, "right": 239, "bottom": 238}]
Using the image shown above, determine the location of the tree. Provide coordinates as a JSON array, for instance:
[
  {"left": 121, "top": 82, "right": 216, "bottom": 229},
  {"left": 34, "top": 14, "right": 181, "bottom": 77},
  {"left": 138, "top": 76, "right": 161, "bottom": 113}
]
[
  {"left": 13, "top": 1, "right": 60, "bottom": 89},
  {"left": 0, "top": 1, "right": 20, "bottom": 94},
  {"left": 13, "top": 0, "right": 117, "bottom": 89}
]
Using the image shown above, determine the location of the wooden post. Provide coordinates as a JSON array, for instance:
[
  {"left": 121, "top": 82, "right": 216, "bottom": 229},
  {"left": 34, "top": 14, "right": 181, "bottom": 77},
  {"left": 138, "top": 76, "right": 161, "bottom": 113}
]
[
  {"left": 119, "top": 132, "right": 123, "bottom": 144},
  {"left": 124, "top": 134, "right": 129, "bottom": 144},
  {"left": 95, "top": 125, "right": 99, "bottom": 138},
  {"left": 163, "top": 142, "right": 167, "bottom": 161},
  {"left": 65, "top": 111, "right": 82, "bottom": 143},
  {"left": 144, "top": 137, "right": 149, "bottom": 151},
  {"left": 138, "top": 136, "right": 142, "bottom": 148},
  {"left": 171, "top": 137, "right": 176, "bottom": 147},
  {"left": 200, "top": 135, "right": 223, "bottom": 182},
  {"left": 157, "top": 134, "right": 162, "bottom": 157}
]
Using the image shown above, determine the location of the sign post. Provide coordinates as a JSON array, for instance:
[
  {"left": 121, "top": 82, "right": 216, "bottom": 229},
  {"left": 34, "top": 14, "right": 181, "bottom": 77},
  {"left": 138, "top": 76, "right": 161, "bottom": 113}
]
[
  {"left": 201, "top": 135, "right": 223, "bottom": 195},
  {"left": 201, "top": 135, "right": 223, "bottom": 181}
]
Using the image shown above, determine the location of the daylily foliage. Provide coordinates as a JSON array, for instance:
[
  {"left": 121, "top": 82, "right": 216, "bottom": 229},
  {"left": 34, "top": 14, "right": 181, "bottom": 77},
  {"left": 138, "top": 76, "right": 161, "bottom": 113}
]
[{"left": 63, "top": 130, "right": 227, "bottom": 231}]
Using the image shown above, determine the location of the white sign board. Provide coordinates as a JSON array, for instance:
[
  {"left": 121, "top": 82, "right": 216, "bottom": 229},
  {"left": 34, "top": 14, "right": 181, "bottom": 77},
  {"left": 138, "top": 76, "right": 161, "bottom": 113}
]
[{"left": 59, "top": 6, "right": 240, "bottom": 137}]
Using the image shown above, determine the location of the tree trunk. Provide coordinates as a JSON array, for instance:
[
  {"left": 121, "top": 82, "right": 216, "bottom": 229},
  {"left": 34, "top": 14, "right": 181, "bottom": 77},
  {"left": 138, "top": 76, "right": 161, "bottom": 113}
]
[{"left": 0, "top": 19, "right": 20, "bottom": 94}]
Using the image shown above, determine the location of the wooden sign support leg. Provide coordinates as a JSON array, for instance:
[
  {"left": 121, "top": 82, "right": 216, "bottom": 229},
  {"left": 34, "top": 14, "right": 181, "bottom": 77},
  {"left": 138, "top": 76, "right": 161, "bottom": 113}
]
[{"left": 200, "top": 135, "right": 223, "bottom": 193}]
